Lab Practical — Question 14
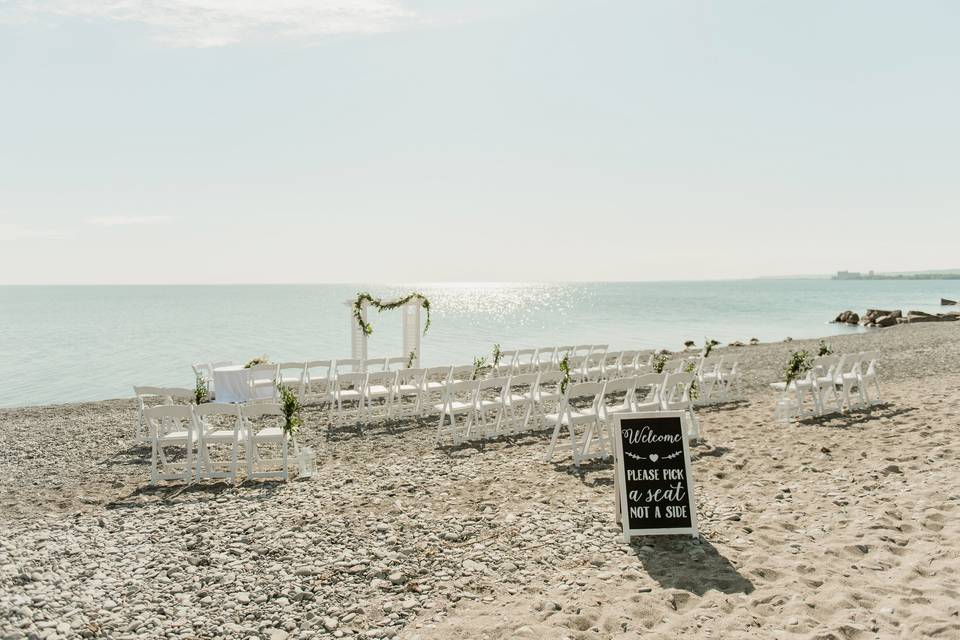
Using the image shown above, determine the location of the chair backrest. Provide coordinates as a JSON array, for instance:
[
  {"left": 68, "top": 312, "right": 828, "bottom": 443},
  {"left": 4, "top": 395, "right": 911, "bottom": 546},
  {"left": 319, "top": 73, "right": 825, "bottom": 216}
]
[
  {"left": 811, "top": 354, "right": 838, "bottom": 378},
  {"left": 305, "top": 360, "right": 332, "bottom": 382},
  {"left": 514, "top": 349, "right": 536, "bottom": 371},
  {"left": 496, "top": 350, "right": 518, "bottom": 372},
  {"left": 336, "top": 372, "right": 367, "bottom": 389},
  {"left": 363, "top": 357, "right": 387, "bottom": 372},
  {"left": 698, "top": 355, "right": 723, "bottom": 376},
  {"left": 508, "top": 372, "right": 539, "bottom": 392},
  {"left": 444, "top": 379, "right": 480, "bottom": 403},
  {"left": 396, "top": 368, "right": 425, "bottom": 386},
  {"left": 573, "top": 345, "right": 592, "bottom": 357},
  {"left": 449, "top": 365, "right": 475, "bottom": 381},
  {"left": 163, "top": 387, "right": 195, "bottom": 403},
  {"left": 134, "top": 385, "right": 166, "bottom": 399},
  {"left": 601, "top": 376, "right": 636, "bottom": 397},
  {"left": 534, "top": 347, "right": 556, "bottom": 366},
  {"left": 478, "top": 376, "right": 508, "bottom": 397},
  {"left": 860, "top": 351, "right": 879, "bottom": 374},
  {"left": 634, "top": 372, "right": 666, "bottom": 403},
  {"left": 192, "top": 363, "right": 212, "bottom": 381},
  {"left": 278, "top": 362, "right": 306, "bottom": 381},
  {"left": 662, "top": 371, "right": 695, "bottom": 404},
  {"left": 424, "top": 366, "right": 453, "bottom": 383},
  {"left": 565, "top": 381, "right": 604, "bottom": 412},
  {"left": 590, "top": 344, "right": 608, "bottom": 357},
  {"left": 366, "top": 370, "right": 397, "bottom": 388},
  {"left": 248, "top": 363, "right": 279, "bottom": 383},
  {"left": 193, "top": 402, "right": 242, "bottom": 432},
  {"left": 144, "top": 404, "right": 194, "bottom": 436},
  {"left": 385, "top": 356, "right": 408, "bottom": 371},
  {"left": 334, "top": 358, "right": 362, "bottom": 375}
]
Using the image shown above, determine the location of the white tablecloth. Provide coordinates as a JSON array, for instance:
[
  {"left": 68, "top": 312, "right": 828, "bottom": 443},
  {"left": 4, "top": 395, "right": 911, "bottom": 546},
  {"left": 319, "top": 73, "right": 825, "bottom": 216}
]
[{"left": 213, "top": 365, "right": 251, "bottom": 403}]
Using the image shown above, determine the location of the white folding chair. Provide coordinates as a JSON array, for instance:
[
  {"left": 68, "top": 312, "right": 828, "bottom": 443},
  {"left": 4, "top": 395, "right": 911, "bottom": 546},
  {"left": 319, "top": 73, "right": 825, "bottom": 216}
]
[
  {"left": 277, "top": 362, "right": 307, "bottom": 397},
  {"left": 661, "top": 371, "right": 700, "bottom": 439},
  {"left": 133, "top": 386, "right": 166, "bottom": 444},
  {"left": 434, "top": 380, "right": 480, "bottom": 445},
  {"left": 616, "top": 351, "right": 640, "bottom": 377},
  {"left": 364, "top": 370, "right": 397, "bottom": 418},
  {"left": 833, "top": 354, "right": 866, "bottom": 411},
  {"left": 533, "top": 370, "right": 565, "bottom": 428},
  {"left": 334, "top": 372, "right": 367, "bottom": 426},
  {"left": 421, "top": 366, "right": 453, "bottom": 414},
  {"left": 858, "top": 351, "right": 881, "bottom": 404},
  {"left": 474, "top": 377, "right": 508, "bottom": 438},
  {"left": 193, "top": 403, "right": 244, "bottom": 482},
  {"left": 633, "top": 372, "right": 666, "bottom": 412},
  {"left": 163, "top": 387, "right": 195, "bottom": 404},
  {"left": 544, "top": 381, "right": 604, "bottom": 466},
  {"left": 494, "top": 350, "right": 517, "bottom": 376},
  {"left": 514, "top": 349, "right": 536, "bottom": 374},
  {"left": 247, "top": 364, "right": 279, "bottom": 403},
  {"left": 533, "top": 347, "right": 557, "bottom": 372},
  {"left": 449, "top": 364, "right": 475, "bottom": 382},
  {"left": 146, "top": 405, "right": 197, "bottom": 485},
  {"left": 717, "top": 358, "right": 742, "bottom": 400},
  {"left": 772, "top": 368, "right": 818, "bottom": 423},
  {"left": 363, "top": 357, "right": 387, "bottom": 372},
  {"left": 334, "top": 358, "right": 363, "bottom": 376},
  {"left": 596, "top": 377, "right": 637, "bottom": 458},
  {"left": 504, "top": 373, "right": 539, "bottom": 434},
  {"left": 303, "top": 360, "right": 333, "bottom": 407},
  {"left": 697, "top": 355, "right": 724, "bottom": 403},
  {"left": 811, "top": 355, "right": 841, "bottom": 415},
  {"left": 582, "top": 352, "right": 607, "bottom": 381},
  {"left": 385, "top": 356, "right": 408, "bottom": 371},
  {"left": 244, "top": 403, "right": 298, "bottom": 481},
  {"left": 394, "top": 368, "right": 425, "bottom": 415}
]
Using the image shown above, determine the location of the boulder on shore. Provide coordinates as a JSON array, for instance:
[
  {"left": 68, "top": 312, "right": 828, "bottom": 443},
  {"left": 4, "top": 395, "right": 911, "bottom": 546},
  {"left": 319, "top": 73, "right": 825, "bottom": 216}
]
[
  {"left": 860, "top": 309, "right": 899, "bottom": 326},
  {"left": 941, "top": 298, "right": 957, "bottom": 305},
  {"left": 834, "top": 310, "right": 860, "bottom": 324}
]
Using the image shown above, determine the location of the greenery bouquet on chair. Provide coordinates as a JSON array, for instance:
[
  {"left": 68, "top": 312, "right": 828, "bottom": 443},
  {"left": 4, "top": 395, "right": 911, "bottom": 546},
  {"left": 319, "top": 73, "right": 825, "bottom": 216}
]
[{"left": 277, "top": 383, "right": 303, "bottom": 437}]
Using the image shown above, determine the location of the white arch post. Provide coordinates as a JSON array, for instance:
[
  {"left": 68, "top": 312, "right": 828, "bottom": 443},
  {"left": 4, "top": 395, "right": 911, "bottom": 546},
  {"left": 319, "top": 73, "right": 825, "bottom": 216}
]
[{"left": 346, "top": 298, "right": 423, "bottom": 368}]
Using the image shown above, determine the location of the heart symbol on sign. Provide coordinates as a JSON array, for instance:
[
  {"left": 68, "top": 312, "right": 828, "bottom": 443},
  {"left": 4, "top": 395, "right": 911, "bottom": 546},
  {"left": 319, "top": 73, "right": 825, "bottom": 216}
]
[{"left": 649, "top": 454, "right": 659, "bottom": 462}]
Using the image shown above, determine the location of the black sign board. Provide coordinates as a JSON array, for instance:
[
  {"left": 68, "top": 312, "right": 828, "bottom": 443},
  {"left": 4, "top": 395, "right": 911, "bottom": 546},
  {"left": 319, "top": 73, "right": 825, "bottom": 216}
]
[{"left": 614, "top": 411, "right": 698, "bottom": 540}]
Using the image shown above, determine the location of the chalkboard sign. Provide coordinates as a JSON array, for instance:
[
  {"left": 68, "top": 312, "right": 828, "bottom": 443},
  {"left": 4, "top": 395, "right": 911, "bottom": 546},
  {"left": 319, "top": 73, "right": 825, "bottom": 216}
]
[{"left": 613, "top": 411, "right": 698, "bottom": 540}]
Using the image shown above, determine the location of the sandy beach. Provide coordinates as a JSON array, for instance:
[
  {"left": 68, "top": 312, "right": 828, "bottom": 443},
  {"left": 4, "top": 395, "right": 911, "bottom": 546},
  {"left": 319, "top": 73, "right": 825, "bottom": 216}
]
[{"left": 2, "top": 323, "right": 959, "bottom": 640}]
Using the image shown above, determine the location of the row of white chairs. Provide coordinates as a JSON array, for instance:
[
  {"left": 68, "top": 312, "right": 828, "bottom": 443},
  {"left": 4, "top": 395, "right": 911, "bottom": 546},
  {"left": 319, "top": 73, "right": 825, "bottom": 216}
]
[
  {"left": 144, "top": 403, "right": 298, "bottom": 484},
  {"left": 772, "top": 351, "right": 881, "bottom": 422},
  {"left": 431, "top": 371, "right": 700, "bottom": 464}
]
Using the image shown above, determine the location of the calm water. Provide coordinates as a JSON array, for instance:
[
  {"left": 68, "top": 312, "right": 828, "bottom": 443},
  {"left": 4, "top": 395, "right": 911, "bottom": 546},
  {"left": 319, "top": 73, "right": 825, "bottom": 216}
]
[{"left": 0, "top": 281, "right": 952, "bottom": 407}]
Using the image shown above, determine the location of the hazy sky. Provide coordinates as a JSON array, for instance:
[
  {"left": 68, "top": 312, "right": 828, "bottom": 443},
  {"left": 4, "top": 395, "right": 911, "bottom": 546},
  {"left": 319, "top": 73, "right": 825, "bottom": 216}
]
[{"left": 1, "top": 1, "right": 957, "bottom": 284}]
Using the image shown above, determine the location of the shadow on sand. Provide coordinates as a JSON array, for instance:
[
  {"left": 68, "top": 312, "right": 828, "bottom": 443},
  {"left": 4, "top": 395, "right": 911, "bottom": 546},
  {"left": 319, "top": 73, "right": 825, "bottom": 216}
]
[{"left": 631, "top": 538, "right": 754, "bottom": 596}]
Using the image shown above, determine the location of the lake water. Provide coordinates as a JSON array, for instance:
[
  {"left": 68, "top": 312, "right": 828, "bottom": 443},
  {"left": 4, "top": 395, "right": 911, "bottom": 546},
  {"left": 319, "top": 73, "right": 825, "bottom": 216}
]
[{"left": 0, "top": 280, "right": 953, "bottom": 407}]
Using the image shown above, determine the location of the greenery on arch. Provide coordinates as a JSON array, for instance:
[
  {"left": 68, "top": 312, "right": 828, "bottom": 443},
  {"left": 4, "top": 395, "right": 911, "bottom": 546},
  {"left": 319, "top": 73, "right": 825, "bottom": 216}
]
[{"left": 352, "top": 292, "right": 432, "bottom": 337}]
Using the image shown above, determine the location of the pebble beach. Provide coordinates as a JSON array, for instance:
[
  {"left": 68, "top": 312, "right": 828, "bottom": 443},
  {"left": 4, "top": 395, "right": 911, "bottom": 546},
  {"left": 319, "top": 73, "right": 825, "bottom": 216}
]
[{"left": 2, "top": 323, "right": 959, "bottom": 640}]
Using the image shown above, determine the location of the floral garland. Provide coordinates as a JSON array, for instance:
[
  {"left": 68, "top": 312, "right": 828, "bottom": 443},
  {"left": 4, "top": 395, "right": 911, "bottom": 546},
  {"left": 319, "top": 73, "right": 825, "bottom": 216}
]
[{"left": 352, "top": 292, "right": 432, "bottom": 337}]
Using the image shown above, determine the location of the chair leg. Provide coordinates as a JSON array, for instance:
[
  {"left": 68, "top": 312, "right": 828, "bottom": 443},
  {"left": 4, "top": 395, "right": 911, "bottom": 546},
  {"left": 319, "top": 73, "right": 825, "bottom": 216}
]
[{"left": 544, "top": 420, "right": 563, "bottom": 462}]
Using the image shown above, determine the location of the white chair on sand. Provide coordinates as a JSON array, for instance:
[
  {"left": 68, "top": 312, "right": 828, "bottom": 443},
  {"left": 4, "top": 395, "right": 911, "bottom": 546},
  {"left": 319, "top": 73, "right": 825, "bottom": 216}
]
[
  {"left": 133, "top": 386, "right": 167, "bottom": 444},
  {"left": 661, "top": 371, "right": 700, "bottom": 439},
  {"left": 494, "top": 350, "right": 517, "bottom": 376},
  {"left": 247, "top": 364, "right": 279, "bottom": 403},
  {"left": 334, "top": 372, "right": 367, "bottom": 426},
  {"left": 385, "top": 356, "right": 408, "bottom": 371},
  {"left": 146, "top": 405, "right": 197, "bottom": 485},
  {"left": 474, "top": 377, "right": 508, "bottom": 438},
  {"left": 599, "top": 377, "right": 637, "bottom": 427},
  {"left": 617, "top": 351, "right": 640, "bottom": 377},
  {"left": 193, "top": 403, "right": 244, "bottom": 482},
  {"left": 421, "top": 366, "right": 452, "bottom": 413},
  {"left": 504, "top": 373, "right": 539, "bottom": 434},
  {"left": 771, "top": 369, "right": 819, "bottom": 424},
  {"left": 834, "top": 354, "right": 866, "bottom": 411},
  {"left": 533, "top": 370, "right": 565, "bottom": 428},
  {"left": 393, "top": 368, "right": 425, "bottom": 415},
  {"left": 435, "top": 380, "right": 481, "bottom": 445},
  {"left": 277, "top": 362, "right": 307, "bottom": 397},
  {"left": 303, "top": 360, "right": 334, "bottom": 407},
  {"left": 244, "top": 403, "right": 298, "bottom": 481},
  {"left": 163, "top": 387, "right": 195, "bottom": 404},
  {"left": 363, "top": 357, "right": 387, "bottom": 372},
  {"left": 449, "top": 364, "right": 475, "bottom": 382},
  {"left": 858, "top": 351, "right": 881, "bottom": 404},
  {"left": 544, "top": 381, "right": 604, "bottom": 466},
  {"left": 697, "top": 356, "right": 724, "bottom": 403},
  {"left": 334, "top": 358, "right": 363, "bottom": 376},
  {"left": 633, "top": 372, "right": 666, "bottom": 412},
  {"left": 810, "top": 355, "right": 841, "bottom": 415},
  {"left": 514, "top": 349, "right": 536, "bottom": 374},
  {"left": 717, "top": 359, "right": 742, "bottom": 400},
  {"left": 534, "top": 347, "right": 557, "bottom": 372},
  {"left": 364, "top": 370, "right": 397, "bottom": 418}
]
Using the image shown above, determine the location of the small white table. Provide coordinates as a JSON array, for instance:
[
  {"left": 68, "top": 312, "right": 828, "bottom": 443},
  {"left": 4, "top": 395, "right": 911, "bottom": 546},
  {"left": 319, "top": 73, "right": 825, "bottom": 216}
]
[{"left": 213, "top": 365, "right": 251, "bottom": 404}]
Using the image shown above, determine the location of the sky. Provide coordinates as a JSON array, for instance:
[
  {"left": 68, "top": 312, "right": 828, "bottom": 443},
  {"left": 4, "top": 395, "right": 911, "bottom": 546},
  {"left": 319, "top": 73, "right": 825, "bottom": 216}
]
[{"left": 0, "top": 0, "right": 958, "bottom": 284}]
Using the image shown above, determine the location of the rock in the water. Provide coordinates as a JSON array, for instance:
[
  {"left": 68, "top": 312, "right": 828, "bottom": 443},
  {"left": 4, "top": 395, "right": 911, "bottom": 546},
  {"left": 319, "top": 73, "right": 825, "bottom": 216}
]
[{"left": 834, "top": 310, "right": 860, "bottom": 324}]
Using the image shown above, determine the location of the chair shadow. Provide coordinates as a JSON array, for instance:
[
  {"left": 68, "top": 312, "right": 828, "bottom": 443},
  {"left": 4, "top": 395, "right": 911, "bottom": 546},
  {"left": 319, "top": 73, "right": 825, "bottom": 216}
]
[
  {"left": 632, "top": 538, "right": 754, "bottom": 596},
  {"left": 105, "top": 477, "right": 289, "bottom": 511},
  {"left": 795, "top": 402, "right": 913, "bottom": 429},
  {"left": 695, "top": 400, "right": 751, "bottom": 414},
  {"left": 691, "top": 444, "right": 732, "bottom": 461}
]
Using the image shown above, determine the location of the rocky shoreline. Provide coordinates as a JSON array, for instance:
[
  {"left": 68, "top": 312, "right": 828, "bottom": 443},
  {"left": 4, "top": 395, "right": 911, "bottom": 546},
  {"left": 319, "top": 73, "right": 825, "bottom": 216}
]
[
  {"left": 833, "top": 307, "right": 960, "bottom": 328},
  {"left": 2, "top": 323, "right": 959, "bottom": 640}
]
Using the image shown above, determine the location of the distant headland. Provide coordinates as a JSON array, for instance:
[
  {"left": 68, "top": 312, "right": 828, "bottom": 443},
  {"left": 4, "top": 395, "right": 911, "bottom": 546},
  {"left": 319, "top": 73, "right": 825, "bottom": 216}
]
[{"left": 832, "top": 270, "right": 960, "bottom": 281}]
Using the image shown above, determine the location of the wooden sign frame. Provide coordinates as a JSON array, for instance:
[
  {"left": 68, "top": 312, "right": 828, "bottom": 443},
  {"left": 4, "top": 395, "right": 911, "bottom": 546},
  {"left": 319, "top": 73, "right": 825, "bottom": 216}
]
[{"left": 613, "top": 411, "right": 699, "bottom": 542}]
